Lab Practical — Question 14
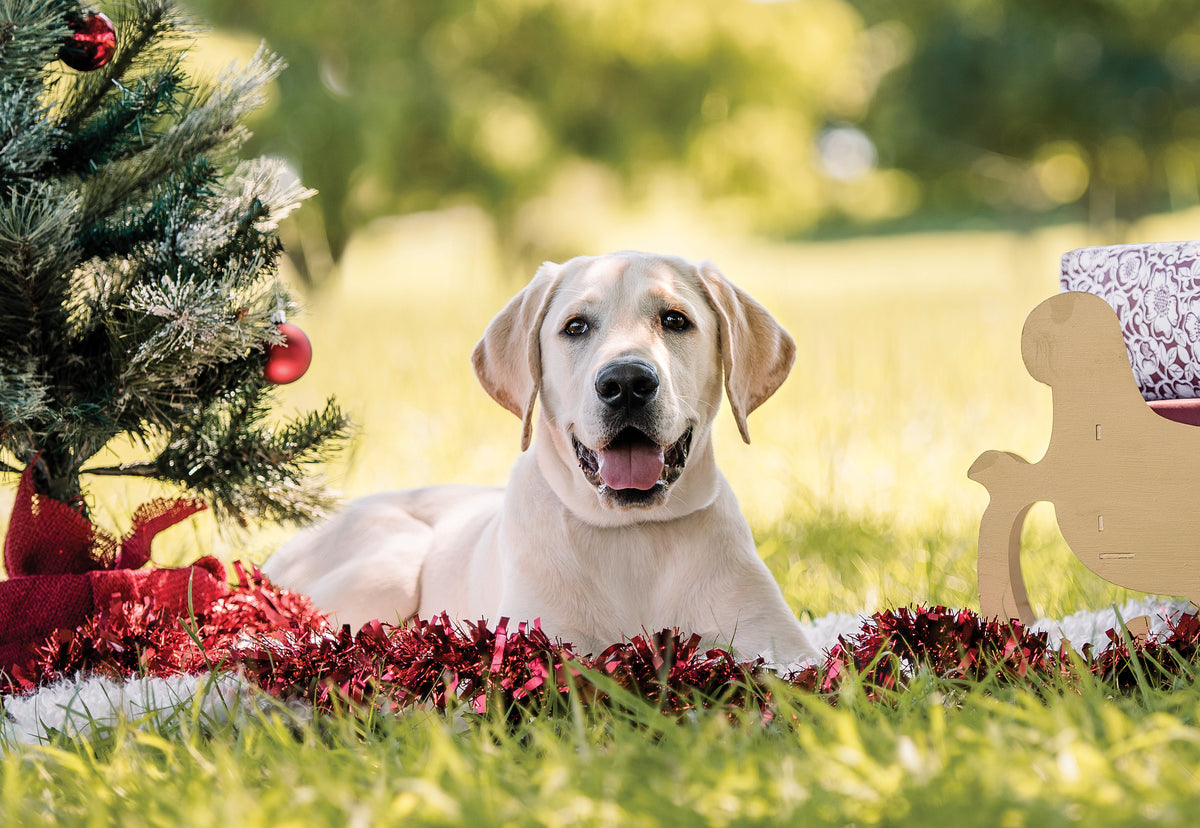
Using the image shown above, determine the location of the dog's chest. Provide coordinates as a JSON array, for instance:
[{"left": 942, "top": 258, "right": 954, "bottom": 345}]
[{"left": 557, "top": 526, "right": 714, "bottom": 632}]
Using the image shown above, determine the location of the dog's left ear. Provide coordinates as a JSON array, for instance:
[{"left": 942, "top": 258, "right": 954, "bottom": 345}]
[
  {"left": 695, "top": 261, "right": 796, "bottom": 443},
  {"left": 472, "top": 261, "right": 564, "bottom": 451}
]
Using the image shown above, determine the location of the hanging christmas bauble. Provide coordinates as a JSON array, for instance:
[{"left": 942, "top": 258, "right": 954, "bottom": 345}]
[
  {"left": 59, "top": 10, "right": 117, "bottom": 72},
  {"left": 263, "top": 323, "right": 313, "bottom": 385}
]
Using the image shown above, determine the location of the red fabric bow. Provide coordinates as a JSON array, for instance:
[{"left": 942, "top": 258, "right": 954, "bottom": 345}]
[{"left": 0, "top": 463, "right": 227, "bottom": 676}]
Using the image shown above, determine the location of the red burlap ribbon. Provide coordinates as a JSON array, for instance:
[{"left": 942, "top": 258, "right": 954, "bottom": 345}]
[{"left": 0, "top": 463, "right": 227, "bottom": 675}]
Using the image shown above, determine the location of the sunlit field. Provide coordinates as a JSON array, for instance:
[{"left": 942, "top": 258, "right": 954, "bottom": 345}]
[
  {"left": 30, "top": 202, "right": 1200, "bottom": 624},
  {"left": 12, "top": 209, "right": 1200, "bottom": 827}
]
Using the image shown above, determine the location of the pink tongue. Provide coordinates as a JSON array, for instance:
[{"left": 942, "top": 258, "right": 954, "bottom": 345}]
[{"left": 597, "top": 443, "right": 665, "bottom": 491}]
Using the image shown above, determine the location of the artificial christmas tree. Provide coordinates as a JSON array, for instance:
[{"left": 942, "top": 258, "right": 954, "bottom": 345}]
[{"left": 0, "top": 0, "right": 348, "bottom": 531}]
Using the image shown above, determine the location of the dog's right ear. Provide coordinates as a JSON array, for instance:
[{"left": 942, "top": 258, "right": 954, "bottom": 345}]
[{"left": 472, "top": 261, "right": 564, "bottom": 451}]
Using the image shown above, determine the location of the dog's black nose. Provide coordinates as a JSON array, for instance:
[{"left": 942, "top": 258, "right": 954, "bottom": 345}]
[{"left": 595, "top": 359, "right": 659, "bottom": 411}]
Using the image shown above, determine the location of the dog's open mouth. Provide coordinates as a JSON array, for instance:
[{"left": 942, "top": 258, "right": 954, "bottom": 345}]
[{"left": 573, "top": 427, "right": 692, "bottom": 496}]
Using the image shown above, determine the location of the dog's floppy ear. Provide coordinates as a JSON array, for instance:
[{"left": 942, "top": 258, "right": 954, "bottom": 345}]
[
  {"left": 695, "top": 260, "right": 796, "bottom": 443},
  {"left": 472, "top": 261, "right": 564, "bottom": 451}
]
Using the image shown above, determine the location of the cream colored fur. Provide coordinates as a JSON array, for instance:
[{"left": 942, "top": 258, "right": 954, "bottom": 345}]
[{"left": 264, "top": 252, "right": 817, "bottom": 666}]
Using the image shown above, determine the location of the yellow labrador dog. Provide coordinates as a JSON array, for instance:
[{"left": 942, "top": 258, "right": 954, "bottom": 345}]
[{"left": 265, "top": 252, "right": 817, "bottom": 666}]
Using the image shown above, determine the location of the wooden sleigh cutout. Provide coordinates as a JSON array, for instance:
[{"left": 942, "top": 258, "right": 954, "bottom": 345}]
[{"left": 971, "top": 290, "right": 1200, "bottom": 625}]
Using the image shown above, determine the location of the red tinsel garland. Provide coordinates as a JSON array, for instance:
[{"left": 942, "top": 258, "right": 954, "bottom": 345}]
[
  {"left": 3, "top": 571, "right": 1199, "bottom": 713},
  {"left": 820, "top": 606, "right": 1070, "bottom": 698},
  {"left": 1, "top": 562, "right": 325, "bottom": 694}
]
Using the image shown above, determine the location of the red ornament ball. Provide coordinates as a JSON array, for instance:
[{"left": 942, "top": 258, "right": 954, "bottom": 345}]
[
  {"left": 59, "top": 10, "right": 117, "bottom": 72},
  {"left": 263, "top": 323, "right": 313, "bottom": 385}
]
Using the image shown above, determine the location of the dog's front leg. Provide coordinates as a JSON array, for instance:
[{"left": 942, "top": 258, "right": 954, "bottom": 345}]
[
  {"left": 689, "top": 582, "right": 819, "bottom": 671},
  {"left": 727, "top": 615, "right": 819, "bottom": 673}
]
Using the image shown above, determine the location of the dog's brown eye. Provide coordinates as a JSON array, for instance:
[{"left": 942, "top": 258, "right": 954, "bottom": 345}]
[
  {"left": 563, "top": 317, "right": 589, "bottom": 337},
  {"left": 661, "top": 311, "right": 690, "bottom": 331}
]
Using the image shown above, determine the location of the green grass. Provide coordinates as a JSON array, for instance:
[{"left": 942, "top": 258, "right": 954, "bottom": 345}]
[
  {"left": 7, "top": 204, "right": 1200, "bottom": 823},
  {"left": 6, "top": 673, "right": 1200, "bottom": 826}
]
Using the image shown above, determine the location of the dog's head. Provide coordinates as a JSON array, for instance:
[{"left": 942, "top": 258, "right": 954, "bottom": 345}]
[{"left": 472, "top": 252, "right": 794, "bottom": 524}]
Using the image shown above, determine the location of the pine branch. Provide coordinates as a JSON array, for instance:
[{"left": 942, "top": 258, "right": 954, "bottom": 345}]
[
  {"left": 153, "top": 393, "right": 352, "bottom": 526},
  {"left": 59, "top": 60, "right": 187, "bottom": 175},
  {"left": 78, "top": 45, "right": 284, "bottom": 228},
  {"left": 54, "top": 0, "right": 187, "bottom": 133},
  {"left": 77, "top": 157, "right": 217, "bottom": 262},
  {"left": 80, "top": 460, "right": 157, "bottom": 477},
  {"left": 100, "top": 266, "right": 283, "bottom": 434},
  {"left": 0, "top": 369, "right": 51, "bottom": 426},
  {"left": 0, "top": 181, "right": 81, "bottom": 360},
  {"left": 0, "top": 0, "right": 71, "bottom": 81},
  {"left": 0, "top": 79, "right": 64, "bottom": 193}
]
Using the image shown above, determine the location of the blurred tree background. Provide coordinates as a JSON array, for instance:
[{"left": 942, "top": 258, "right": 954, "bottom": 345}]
[
  {"left": 183, "top": 0, "right": 1200, "bottom": 284},
  {"left": 855, "top": 0, "right": 1200, "bottom": 232}
]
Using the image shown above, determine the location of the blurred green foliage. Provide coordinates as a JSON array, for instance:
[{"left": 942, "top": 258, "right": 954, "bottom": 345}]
[
  {"left": 855, "top": 0, "right": 1200, "bottom": 229},
  {"left": 185, "top": 0, "right": 882, "bottom": 279},
  {"left": 185, "top": 0, "right": 1200, "bottom": 282}
]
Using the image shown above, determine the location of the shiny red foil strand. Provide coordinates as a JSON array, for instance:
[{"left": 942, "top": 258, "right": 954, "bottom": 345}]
[
  {"left": 0, "top": 563, "right": 326, "bottom": 694},
  {"left": 820, "top": 606, "right": 1068, "bottom": 698},
  {"left": 6, "top": 597, "right": 1200, "bottom": 712}
]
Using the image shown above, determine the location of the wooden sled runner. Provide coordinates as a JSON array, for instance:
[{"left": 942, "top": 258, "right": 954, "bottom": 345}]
[{"left": 971, "top": 290, "right": 1200, "bottom": 625}]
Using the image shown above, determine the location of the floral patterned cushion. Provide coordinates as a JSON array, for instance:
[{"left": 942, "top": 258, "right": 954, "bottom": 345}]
[{"left": 1061, "top": 241, "right": 1200, "bottom": 401}]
